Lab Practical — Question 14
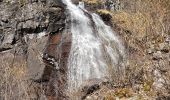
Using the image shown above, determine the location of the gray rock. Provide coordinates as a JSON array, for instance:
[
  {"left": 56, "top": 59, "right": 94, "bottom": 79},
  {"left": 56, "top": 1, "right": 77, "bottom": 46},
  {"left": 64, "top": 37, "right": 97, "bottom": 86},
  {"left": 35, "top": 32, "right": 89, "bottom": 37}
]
[
  {"left": 81, "top": 84, "right": 100, "bottom": 99},
  {"left": 153, "top": 51, "right": 162, "bottom": 60},
  {"left": 47, "top": 7, "right": 66, "bottom": 33},
  {"left": 40, "top": 0, "right": 46, "bottom": 3},
  {"left": 159, "top": 43, "right": 165, "bottom": 50},
  {"left": 147, "top": 49, "right": 153, "bottom": 54},
  {"left": 159, "top": 43, "right": 169, "bottom": 53},
  {"left": 2, "top": 33, "right": 14, "bottom": 45},
  {"left": 147, "top": 44, "right": 155, "bottom": 54},
  {"left": 165, "top": 36, "right": 170, "bottom": 43},
  {"left": 153, "top": 69, "right": 166, "bottom": 91},
  {"left": 0, "top": 28, "right": 3, "bottom": 44},
  {"left": 0, "top": 31, "right": 14, "bottom": 51},
  {"left": 27, "top": 34, "right": 48, "bottom": 80}
]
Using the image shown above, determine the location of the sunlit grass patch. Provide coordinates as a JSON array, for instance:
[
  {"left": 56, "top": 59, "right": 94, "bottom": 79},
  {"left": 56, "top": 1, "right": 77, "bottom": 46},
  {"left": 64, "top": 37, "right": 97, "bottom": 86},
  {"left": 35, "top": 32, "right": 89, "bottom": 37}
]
[
  {"left": 97, "top": 9, "right": 112, "bottom": 15},
  {"left": 83, "top": 0, "right": 103, "bottom": 5}
]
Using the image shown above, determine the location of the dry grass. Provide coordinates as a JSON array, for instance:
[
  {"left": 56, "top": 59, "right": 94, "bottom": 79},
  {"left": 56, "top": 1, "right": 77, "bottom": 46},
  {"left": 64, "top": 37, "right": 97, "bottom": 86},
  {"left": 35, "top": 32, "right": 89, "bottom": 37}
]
[
  {"left": 97, "top": 9, "right": 112, "bottom": 15},
  {"left": 82, "top": 0, "right": 103, "bottom": 6},
  {"left": 118, "top": 0, "right": 169, "bottom": 36},
  {"left": 18, "top": 0, "right": 27, "bottom": 7},
  {"left": 0, "top": 52, "right": 46, "bottom": 100},
  {"left": 0, "top": 55, "right": 29, "bottom": 100},
  {"left": 112, "top": 11, "right": 150, "bottom": 39}
]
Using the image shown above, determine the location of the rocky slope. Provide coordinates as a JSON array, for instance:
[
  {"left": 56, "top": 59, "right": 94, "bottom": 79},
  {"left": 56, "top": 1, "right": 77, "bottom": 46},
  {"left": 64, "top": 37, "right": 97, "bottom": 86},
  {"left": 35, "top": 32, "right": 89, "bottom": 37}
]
[
  {"left": 82, "top": 0, "right": 170, "bottom": 99},
  {"left": 0, "top": 0, "right": 170, "bottom": 100}
]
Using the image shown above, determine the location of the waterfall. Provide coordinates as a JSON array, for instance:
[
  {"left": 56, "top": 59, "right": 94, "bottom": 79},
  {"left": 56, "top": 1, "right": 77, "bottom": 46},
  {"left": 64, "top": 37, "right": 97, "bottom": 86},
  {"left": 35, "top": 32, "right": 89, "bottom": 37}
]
[{"left": 62, "top": 0, "right": 124, "bottom": 92}]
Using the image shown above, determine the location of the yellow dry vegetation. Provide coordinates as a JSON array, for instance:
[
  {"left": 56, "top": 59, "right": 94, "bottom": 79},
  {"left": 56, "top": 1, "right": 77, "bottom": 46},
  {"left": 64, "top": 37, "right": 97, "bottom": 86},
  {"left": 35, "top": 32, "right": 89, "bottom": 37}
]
[
  {"left": 111, "top": 0, "right": 170, "bottom": 39},
  {"left": 103, "top": 88, "right": 134, "bottom": 100},
  {"left": 82, "top": 0, "right": 102, "bottom": 5},
  {"left": 112, "top": 11, "right": 150, "bottom": 39},
  {"left": 0, "top": 54, "right": 30, "bottom": 99},
  {"left": 10, "top": 63, "right": 26, "bottom": 79},
  {"left": 0, "top": 56, "right": 27, "bottom": 80},
  {"left": 97, "top": 9, "right": 112, "bottom": 15},
  {"left": 114, "top": 88, "right": 133, "bottom": 98},
  {"left": 19, "top": 0, "right": 27, "bottom": 6}
]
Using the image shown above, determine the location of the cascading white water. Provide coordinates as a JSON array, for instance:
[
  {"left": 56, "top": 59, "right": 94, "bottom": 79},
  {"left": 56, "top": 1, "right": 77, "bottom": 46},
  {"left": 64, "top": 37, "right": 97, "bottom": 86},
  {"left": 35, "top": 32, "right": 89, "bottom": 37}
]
[
  {"left": 91, "top": 13, "right": 124, "bottom": 66},
  {"left": 62, "top": 0, "right": 124, "bottom": 92}
]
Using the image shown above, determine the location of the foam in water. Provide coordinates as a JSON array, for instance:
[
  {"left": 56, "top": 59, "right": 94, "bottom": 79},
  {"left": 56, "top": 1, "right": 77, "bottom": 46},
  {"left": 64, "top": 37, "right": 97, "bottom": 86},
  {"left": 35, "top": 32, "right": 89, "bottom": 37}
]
[{"left": 62, "top": 0, "right": 124, "bottom": 92}]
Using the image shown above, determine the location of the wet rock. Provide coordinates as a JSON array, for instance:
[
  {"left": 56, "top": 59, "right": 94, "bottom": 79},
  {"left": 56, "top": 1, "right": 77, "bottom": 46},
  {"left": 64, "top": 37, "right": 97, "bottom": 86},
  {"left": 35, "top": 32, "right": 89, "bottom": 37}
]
[
  {"left": 97, "top": 10, "right": 112, "bottom": 25},
  {"left": 42, "top": 30, "right": 71, "bottom": 99},
  {"left": 72, "top": 0, "right": 80, "bottom": 4}
]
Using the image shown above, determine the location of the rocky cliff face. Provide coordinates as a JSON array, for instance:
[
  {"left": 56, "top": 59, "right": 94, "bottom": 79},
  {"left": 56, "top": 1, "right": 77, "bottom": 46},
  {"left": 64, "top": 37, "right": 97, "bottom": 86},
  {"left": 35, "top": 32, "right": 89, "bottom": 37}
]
[
  {"left": 0, "top": 0, "right": 170, "bottom": 100},
  {"left": 0, "top": 0, "right": 69, "bottom": 99}
]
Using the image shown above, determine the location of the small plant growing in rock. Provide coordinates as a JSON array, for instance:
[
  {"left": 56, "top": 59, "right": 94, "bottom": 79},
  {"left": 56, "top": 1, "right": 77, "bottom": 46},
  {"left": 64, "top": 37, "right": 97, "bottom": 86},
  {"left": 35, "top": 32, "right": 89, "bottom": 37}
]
[
  {"left": 114, "top": 88, "right": 133, "bottom": 98},
  {"left": 19, "top": 0, "right": 27, "bottom": 7}
]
